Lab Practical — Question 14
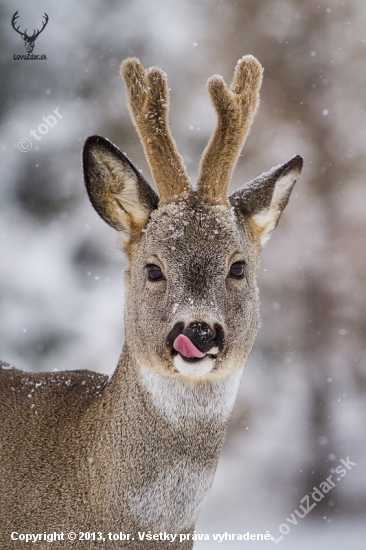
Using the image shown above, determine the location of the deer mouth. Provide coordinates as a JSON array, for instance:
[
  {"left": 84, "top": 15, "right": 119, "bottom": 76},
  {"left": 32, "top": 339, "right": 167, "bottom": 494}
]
[
  {"left": 173, "top": 333, "right": 206, "bottom": 362},
  {"left": 172, "top": 334, "right": 219, "bottom": 363}
]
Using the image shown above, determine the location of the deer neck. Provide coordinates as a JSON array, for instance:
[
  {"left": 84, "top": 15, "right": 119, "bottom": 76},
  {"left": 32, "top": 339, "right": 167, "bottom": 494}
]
[
  {"left": 83, "top": 345, "right": 243, "bottom": 532},
  {"left": 100, "top": 343, "right": 243, "bottom": 445},
  {"left": 118, "top": 344, "right": 242, "bottom": 420}
]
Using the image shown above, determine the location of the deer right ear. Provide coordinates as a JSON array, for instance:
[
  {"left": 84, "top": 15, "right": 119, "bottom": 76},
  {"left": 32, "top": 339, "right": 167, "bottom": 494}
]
[
  {"left": 229, "top": 155, "right": 303, "bottom": 248},
  {"left": 83, "top": 135, "right": 158, "bottom": 237}
]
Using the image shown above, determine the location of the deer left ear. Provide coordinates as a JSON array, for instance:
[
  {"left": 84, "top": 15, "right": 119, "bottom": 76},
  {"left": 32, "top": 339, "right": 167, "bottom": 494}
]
[
  {"left": 83, "top": 135, "right": 158, "bottom": 237},
  {"left": 229, "top": 155, "right": 303, "bottom": 247}
]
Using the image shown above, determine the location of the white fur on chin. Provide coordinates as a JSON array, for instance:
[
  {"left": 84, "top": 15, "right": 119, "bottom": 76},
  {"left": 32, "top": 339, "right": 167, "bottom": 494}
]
[{"left": 173, "top": 354, "right": 214, "bottom": 377}]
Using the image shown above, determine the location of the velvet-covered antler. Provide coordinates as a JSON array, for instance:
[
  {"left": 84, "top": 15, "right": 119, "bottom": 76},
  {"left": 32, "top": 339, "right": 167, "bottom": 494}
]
[
  {"left": 120, "top": 58, "right": 191, "bottom": 203},
  {"left": 197, "top": 55, "right": 263, "bottom": 203}
]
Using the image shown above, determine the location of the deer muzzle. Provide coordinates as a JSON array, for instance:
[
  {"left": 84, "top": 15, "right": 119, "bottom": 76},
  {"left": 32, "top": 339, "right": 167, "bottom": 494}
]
[{"left": 168, "top": 322, "right": 225, "bottom": 363}]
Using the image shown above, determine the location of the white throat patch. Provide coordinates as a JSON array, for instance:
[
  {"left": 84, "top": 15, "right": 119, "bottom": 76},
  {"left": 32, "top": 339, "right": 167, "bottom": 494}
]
[{"left": 139, "top": 363, "right": 243, "bottom": 424}]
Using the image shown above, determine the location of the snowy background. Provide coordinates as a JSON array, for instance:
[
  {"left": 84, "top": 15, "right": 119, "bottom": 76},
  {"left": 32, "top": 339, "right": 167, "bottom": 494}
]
[{"left": 1, "top": 0, "right": 366, "bottom": 547}]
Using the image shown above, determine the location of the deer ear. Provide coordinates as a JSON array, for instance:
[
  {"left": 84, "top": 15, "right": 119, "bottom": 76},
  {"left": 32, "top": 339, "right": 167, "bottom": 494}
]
[
  {"left": 83, "top": 136, "right": 158, "bottom": 237},
  {"left": 229, "top": 155, "right": 303, "bottom": 248}
]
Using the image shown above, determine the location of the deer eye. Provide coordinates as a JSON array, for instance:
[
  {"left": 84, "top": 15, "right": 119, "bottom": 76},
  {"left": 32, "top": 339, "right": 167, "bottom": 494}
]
[
  {"left": 146, "top": 264, "right": 165, "bottom": 282},
  {"left": 228, "top": 261, "right": 245, "bottom": 279}
]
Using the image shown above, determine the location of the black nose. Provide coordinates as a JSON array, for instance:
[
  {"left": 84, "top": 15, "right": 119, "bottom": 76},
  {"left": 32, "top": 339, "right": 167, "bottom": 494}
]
[{"left": 167, "top": 322, "right": 225, "bottom": 354}]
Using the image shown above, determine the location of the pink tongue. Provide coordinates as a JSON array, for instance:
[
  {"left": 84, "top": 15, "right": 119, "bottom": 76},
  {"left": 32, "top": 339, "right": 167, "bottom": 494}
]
[{"left": 173, "top": 334, "right": 206, "bottom": 359}]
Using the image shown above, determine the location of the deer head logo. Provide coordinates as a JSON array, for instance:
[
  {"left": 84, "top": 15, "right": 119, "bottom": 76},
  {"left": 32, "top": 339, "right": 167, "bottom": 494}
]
[{"left": 11, "top": 11, "right": 49, "bottom": 54}]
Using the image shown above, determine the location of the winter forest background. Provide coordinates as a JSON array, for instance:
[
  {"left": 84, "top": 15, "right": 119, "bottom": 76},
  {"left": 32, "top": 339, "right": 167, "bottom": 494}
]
[{"left": 1, "top": 0, "right": 365, "bottom": 548}]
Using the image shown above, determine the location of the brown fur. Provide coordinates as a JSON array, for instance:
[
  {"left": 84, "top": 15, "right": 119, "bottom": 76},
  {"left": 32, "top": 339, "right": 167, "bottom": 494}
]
[{"left": 0, "top": 56, "right": 302, "bottom": 549}]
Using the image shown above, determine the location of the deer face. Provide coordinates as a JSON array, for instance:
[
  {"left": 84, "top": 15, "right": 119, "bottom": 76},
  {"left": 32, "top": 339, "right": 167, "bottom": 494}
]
[
  {"left": 83, "top": 57, "right": 303, "bottom": 381},
  {"left": 126, "top": 199, "right": 260, "bottom": 379}
]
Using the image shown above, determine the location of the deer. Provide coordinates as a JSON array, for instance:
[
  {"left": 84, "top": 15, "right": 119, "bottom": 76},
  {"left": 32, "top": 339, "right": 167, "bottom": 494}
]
[
  {"left": 11, "top": 11, "right": 49, "bottom": 54},
  {"left": 0, "top": 56, "right": 302, "bottom": 549}
]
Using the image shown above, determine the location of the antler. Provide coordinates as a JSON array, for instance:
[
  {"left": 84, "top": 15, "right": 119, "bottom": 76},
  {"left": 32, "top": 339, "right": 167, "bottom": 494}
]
[
  {"left": 11, "top": 11, "right": 48, "bottom": 40},
  {"left": 120, "top": 58, "right": 191, "bottom": 203},
  {"left": 197, "top": 55, "right": 263, "bottom": 203},
  {"left": 32, "top": 13, "right": 49, "bottom": 39},
  {"left": 11, "top": 11, "right": 26, "bottom": 38}
]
